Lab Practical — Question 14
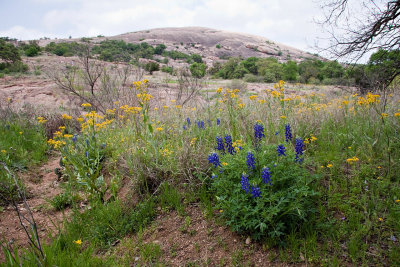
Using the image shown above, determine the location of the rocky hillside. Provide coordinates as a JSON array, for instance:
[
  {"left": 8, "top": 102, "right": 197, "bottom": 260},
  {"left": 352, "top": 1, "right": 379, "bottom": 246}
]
[{"left": 38, "top": 27, "right": 317, "bottom": 64}]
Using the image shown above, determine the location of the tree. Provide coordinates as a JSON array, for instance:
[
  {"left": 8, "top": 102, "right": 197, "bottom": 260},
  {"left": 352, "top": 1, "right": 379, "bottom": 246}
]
[
  {"left": 0, "top": 39, "right": 21, "bottom": 63},
  {"left": 319, "top": 0, "right": 400, "bottom": 61},
  {"left": 189, "top": 62, "right": 206, "bottom": 78}
]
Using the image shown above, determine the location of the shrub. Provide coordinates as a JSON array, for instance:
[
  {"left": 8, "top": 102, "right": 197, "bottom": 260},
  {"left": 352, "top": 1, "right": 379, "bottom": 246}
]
[
  {"left": 161, "top": 66, "right": 173, "bottom": 74},
  {"left": 208, "top": 129, "right": 319, "bottom": 243},
  {"left": 229, "top": 79, "right": 247, "bottom": 91},
  {"left": 189, "top": 62, "right": 206, "bottom": 78},
  {"left": 144, "top": 62, "right": 160, "bottom": 74}
]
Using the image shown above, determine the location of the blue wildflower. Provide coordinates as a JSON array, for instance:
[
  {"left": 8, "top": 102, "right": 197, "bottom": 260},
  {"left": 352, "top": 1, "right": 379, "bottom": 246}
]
[
  {"left": 246, "top": 152, "right": 255, "bottom": 170},
  {"left": 225, "top": 134, "right": 235, "bottom": 155},
  {"left": 285, "top": 124, "right": 292, "bottom": 143},
  {"left": 277, "top": 144, "right": 286, "bottom": 156},
  {"left": 186, "top": 118, "right": 191, "bottom": 126},
  {"left": 216, "top": 136, "right": 225, "bottom": 153},
  {"left": 251, "top": 186, "right": 261, "bottom": 198},
  {"left": 102, "top": 143, "right": 106, "bottom": 149},
  {"left": 254, "top": 123, "right": 265, "bottom": 142},
  {"left": 219, "top": 168, "right": 224, "bottom": 174},
  {"left": 208, "top": 153, "right": 221, "bottom": 168},
  {"left": 274, "top": 131, "right": 280, "bottom": 136},
  {"left": 216, "top": 118, "right": 221, "bottom": 126},
  {"left": 183, "top": 125, "right": 187, "bottom": 130},
  {"left": 240, "top": 174, "right": 251, "bottom": 193},
  {"left": 72, "top": 134, "right": 78, "bottom": 143},
  {"left": 85, "top": 151, "right": 88, "bottom": 158},
  {"left": 261, "top": 167, "right": 272, "bottom": 185},
  {"left": 211, "top": 174, "right": 217, "bottom": 179},
  {"left": 86, "top": 138, "right": 89, "bottom": 147},
  {"left": 295, "top": 138, "right": 304, "bottom": 163},
  {"left": 197, "top": 120, "right": 205, "bottom": 129}
]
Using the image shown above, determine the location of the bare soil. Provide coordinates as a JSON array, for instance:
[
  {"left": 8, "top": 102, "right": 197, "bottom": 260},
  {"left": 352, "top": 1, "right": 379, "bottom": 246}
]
[{"left": 0, "top": 156, "right": 68, "bottom": 261}]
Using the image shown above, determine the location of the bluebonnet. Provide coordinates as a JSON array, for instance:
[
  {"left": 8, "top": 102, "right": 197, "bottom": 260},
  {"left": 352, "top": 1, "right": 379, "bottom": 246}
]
[
  {"left": 251, "top": 186, "right": 261, "bottom": 198},
  {"left": 241, "top": 174, "right": 251, "bottom": 193},
  {"left": 277, "top": 144, "right": 286, "bottom": 156},
  {"left": 261, "top": 167, "right": 272, "bottom": 185},
  {"left": 246, "top": 152, "right": 255, "bottom": 170},
  {"left": 295, "top": 138, "right": 304, "bottom": 163},
  {"left": 186, "top": 118, "right": 191, "bottom": 126},
  {"left": 85, "top": 151, "right": 88, "bottom": 157},
  {"left": 216, "top": 136, "right": 225, "bottom": 153},
  {"left": 197, "top": 120, "right": 205, "bottom": 129},
  {"left": 225, "top": 134, "right": 235, "bottom": 155},
  {"left": 212, "top": 174, "right": 217, "bottom": 179},
  {"left": 208, "top": 153, "right": 221, "bottom": 168},
  {"left": 274, "top": 131, "right": 280, "bottom": 136},
  {"left": 219, "top": 168, "right": 224, "bottom": 174},
  {"left": 72, "top": 134, "right": 78, "bottom": 143},
  {"left": 285, "top": 124, "right": 292, "bottom": 143},
  {"left": 102, "top": 143, "right": 106, "bottom": 149},
  {"left": 86, "top": 138, "right": 89, "bottom": 147},
  {"left": 254, "top": 123, "right": 265, "bottom": 142},
  {"left": 216, "top": 118, "right": 221, "bottom": 126},
  {"left": 183, "top": 125, "right": 187, "bottom": 130}
]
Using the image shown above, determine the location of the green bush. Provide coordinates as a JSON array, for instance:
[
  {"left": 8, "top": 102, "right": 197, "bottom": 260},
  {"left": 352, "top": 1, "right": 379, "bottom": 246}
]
[
  {"left": 144, "top": 62, "right": 160, "bottom": 74},
  {"left": 161, "top": 66, "right": 173, "bottom": 74},
  {"left": 208, "top": 129, "right": 318, "bottom": 243},
  {"left": 189, "top": 62, "right": 206, "bottom": 78}
]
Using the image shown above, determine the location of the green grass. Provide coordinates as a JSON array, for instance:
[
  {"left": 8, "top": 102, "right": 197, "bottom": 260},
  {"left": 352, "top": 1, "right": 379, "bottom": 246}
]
[{"left": 3, "top": 82, "right": 400, "bottom": 265}]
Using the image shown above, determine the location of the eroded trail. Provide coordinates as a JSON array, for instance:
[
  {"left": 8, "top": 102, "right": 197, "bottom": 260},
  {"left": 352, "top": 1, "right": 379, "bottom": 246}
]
[{"left": 0, "top": 156, "right": 68, "bottom": 256}]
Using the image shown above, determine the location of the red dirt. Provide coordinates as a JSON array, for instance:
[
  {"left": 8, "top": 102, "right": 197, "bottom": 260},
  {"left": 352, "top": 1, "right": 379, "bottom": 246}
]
[{"left": 0, "top": 156, "right": 69, "bottom": 260}]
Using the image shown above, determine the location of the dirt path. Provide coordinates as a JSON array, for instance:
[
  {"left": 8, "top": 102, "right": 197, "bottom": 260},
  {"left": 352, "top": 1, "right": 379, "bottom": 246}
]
[{"left": 0, "top": 156, "right": 68, "bottom": 259}]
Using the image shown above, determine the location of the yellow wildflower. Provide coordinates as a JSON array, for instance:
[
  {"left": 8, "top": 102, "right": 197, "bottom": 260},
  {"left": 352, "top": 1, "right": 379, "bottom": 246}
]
[
  {"left": 81, "top": 103, "right": 92, "bottom": 108},
  {"left": 378, "top": 217, "right": 383, "bottom": 222},
  {"left": 1, "top": 150, "right": 6, "bottom": 153},
  {"left": 73, "top": 240, "right": 82, "bottom": 245},
  {"left": 62, "top": 114, "right": 72, "bottom": 120},
  {"left": 381, "top": 113, "right": 389, "bottom": 118},
  {"left": 394, "top": 113, "right": 400, "bottom": 117},
  {"left": 327, "top": 164, "right": 333, "bottom": 168},
  {"left": 222, "top": 162, "right": 228, "bottom": 166},
  {"left": 280, "top": 115, "right": 286, "bottom": 119},
  {"left": 190, "top": 138, "right": 197, "bottom": 146},
  {"left": 37, "top": 117, "right": 47, "bottom": 124},
  {"left": 76, "top": 117, "right": 84, "bottom": 123},
  {"left": 346, "top": 156, "right": 359, "bottom": 164},
  {"left": 249, "top": 95, "right": 258, "bottom": 100},
  {"left": 156, "top": 127, "right": 163, "bottom": 132},
  {"left": 216, "top": 87, "right": 222, "bottom": 93},
  {"left": 395, "top": 199, "right": 400, "bottom": 203}
]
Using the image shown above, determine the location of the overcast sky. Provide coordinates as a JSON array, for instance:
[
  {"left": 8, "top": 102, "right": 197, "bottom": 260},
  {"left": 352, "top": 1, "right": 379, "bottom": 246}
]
[{"left": 0, "top": 0, "right": 328, "bottom": 55}]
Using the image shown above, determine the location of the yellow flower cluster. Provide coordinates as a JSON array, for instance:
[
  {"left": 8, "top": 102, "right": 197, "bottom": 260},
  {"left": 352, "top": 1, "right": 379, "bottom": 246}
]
[
  {"left": 160, "top": 146, "right": 173, "bottom": 157},
  {"left": 346, "top": 156, "right": 359, "bottom": 164},
  {"left": 357, "top": 93, "right": 380, "bottom": 106},
  {"left": 233, "top": 140, "right": 244, "bottom": 152},
  {"left": 62, "top": 114, "right": 72, "bottom": 120},
  {"left": 120, "top": 105, "right": 142, "bottom": 114},
  {"left": 304, "top": 134, "right": 317, "bottom": 144},
  {"left": 274, "top": 80, "right": 285, "bottom": 92},
  {"left": 190, "top": 138, "right": 197, "bottom": 146},
  {"left": 37, "top": 116, "right": 47, "bottom": 124},
  {"left": 81, "top": 103, "right": 92, "bottom": 108},
  {"left": 249, "top": 95, "right": 258, "bottom": 100},
  {"left": 136, "top": 93, "right": 154, "bottom": 103}
]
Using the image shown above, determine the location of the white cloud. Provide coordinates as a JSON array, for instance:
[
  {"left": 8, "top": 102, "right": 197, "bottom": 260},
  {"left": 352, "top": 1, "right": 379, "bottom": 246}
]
[
  {"left": 0, "top": 25, "right": 56, "bottom": 40},
  {"left": 1, "top": 0, "right": 325, "bottom": 53}
]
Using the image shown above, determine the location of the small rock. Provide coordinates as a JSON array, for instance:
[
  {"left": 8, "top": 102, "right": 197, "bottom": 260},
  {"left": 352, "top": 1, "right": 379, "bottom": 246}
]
[
  {"left": 245, "top": 237, "right": 251, "bottom": 245},
  {"left": 134, "top": 257, "right": 139, "bottom": 262}
]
